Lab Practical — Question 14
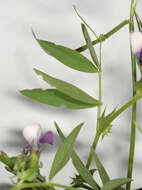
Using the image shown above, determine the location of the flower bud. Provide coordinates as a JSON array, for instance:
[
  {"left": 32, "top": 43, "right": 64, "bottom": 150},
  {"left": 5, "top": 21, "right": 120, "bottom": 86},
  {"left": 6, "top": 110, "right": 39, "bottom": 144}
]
[
  {"left": 23, "top": 123, "right": 42, "bottom": 145},
  {"left": 131, "top": 32, "right": 142, "bottom": 54},
  {"left": 131, "top": 32, "right": 142, "bottom": 65}
]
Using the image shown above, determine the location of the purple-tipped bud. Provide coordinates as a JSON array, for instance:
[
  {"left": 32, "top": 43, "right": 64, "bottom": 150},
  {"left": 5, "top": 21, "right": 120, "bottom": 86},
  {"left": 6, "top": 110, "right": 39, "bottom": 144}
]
[
  {"left": 131, "top": 32, "right": 142, "bottom": 65},
  {"left": 39, "top": 131, "right": 54, "bottom": 145}
]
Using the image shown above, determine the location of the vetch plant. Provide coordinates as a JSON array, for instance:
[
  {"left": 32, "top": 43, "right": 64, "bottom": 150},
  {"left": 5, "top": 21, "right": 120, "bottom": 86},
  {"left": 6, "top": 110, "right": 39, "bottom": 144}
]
[{"left": 1, "top": 0, "right": 142, "bottom": 190}]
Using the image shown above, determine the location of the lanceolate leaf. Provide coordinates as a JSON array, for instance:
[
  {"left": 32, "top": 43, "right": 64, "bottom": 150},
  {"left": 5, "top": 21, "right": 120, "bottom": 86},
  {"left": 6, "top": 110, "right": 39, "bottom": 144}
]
[
  {"left": 54, "top": 122, "right": 100, "bottom": 190},
  {"left": 36, "top": 39, "right": 98, "bottom": 73},
  {"left": 49, "top": 123, "right": 83, "bottom": 180},
  {"left": 72, "top": 152, "right": 100, "bottom": 190},
  {"left": 93, "top": 152, "right": 110, "bottom": 185},
  {"left": 100, "top": 178, "right": 131, "bottom": 190},
  {"left": 93, "top": 152, "right": 125, "bottom": 190},
  {"left": 20, "top": 89, "right": 96, "bottom": 109},
  {"left": 34, "top": 69, "right": 101, "bottom": 106},
  {"left": 81, "top": 24, "right": 99, "bottom": 67}
]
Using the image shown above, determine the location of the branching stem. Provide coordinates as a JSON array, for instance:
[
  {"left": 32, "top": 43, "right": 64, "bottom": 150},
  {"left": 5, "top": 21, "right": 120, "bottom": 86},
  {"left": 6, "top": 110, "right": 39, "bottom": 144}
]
[{"left": 76, "top": 19, "right": 129, "bottom": 52}]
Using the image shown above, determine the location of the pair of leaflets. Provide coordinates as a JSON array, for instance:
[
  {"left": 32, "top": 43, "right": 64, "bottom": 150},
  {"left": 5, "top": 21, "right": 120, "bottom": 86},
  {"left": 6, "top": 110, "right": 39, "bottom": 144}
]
[{"left": 21, "top": 28, "right": 101, "bottom": 110}]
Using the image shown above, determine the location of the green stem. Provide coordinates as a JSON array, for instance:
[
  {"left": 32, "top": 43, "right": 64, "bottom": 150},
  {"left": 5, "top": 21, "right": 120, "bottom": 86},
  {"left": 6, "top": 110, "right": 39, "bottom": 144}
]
[
  {"left": 76, "top": 19, "right": 129, "bottom": 52},
  {"left": 126, "top": 1, "right": 137, "bottom": 190},
  {"left": 86, "top": 43, "right": 102, "bottom": 169},
  {"left": 105, "top": 94, "right": 140, "bottom": 127},
  {"left": 86, "top": 133, "right": 101, "bottom": 168},
  {"left": 11, "top": 182, "right": 80, "bottom": 190},
  {"left": 86, "top": 93, "right": 142, "bottom": 169},
  {"left": 97, "top": 43, "right": 102, "bottom": 130}
]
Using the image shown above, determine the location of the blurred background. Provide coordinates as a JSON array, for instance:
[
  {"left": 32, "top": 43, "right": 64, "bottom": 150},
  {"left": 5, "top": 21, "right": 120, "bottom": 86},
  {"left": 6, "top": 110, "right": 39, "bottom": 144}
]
[{"left": 0, "top": 0, "right": 142, "bottom": 189}]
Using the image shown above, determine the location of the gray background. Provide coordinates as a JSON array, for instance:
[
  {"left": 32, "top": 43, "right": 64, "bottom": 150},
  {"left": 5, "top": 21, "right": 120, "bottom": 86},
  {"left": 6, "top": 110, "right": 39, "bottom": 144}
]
[{"left": 0, "top": 0, "right": 142, "bottom": 189}]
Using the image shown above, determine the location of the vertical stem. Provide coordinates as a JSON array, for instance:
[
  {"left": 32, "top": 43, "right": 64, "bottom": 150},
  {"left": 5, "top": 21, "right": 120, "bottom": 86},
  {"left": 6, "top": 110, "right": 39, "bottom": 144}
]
[
  {"left": 86, "top": 43, "right": 102, "bottom": 169},
  {"left": 97, "top": 43, "right": 102, "bottom": 130},
  {"left": 86, "top": 133, "right": 101, "bottom": 168},
  {"left": 126, "top": 1, "right": 137, "bottom": 190}
]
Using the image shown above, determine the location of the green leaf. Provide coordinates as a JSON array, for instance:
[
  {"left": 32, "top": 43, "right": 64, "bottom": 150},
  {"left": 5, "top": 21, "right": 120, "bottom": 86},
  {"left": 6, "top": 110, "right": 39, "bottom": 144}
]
[
  {"left": 135, "top": 12, "right": 142, "bottom": 32},
  {"left": 100, "top": 178, "right": 131, "bottom": 190},
  {"left": 20, "top": 89, "right": 96, "bottom": 109},
  {"left": 92, "top": 152, "right": 125, "bottom": 190},
  {"left": 81, "top": 24, "right": 99, "bottom": 67},
  {"left": 49, "top": 123, "right": 83, "bottom": 180},
  {"left": 17, "top": 168, "right": 37, "bottom": 182},
  {"left": 72, "top": 152, "right": 100, "bottom": 190},
  {"left": 54, "top": 121, "right": 65, "bottom": 141},
  {"left": 34, "top": 69, "right": 101, "bottom": 106},
  {"left": 36, "top": 38, "right": 98, "bottom": 73},
  {"left": 71, "top": 170, "right": 96, "bottom": 188},
  {"left": 93, "top": 152, "right": 110, "bottom": 185},
  {"left": 0, "top": 151, "right": 13, "bottom": 168},
  {"left": 54, "top": 122, "right": 100, "bottom": 190}
]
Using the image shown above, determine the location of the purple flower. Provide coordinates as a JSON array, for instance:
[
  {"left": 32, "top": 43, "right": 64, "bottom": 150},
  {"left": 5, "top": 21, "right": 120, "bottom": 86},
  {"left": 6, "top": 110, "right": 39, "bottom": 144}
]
[
  {"left": 23, "top": 123, "right": 54, "bottom": 152},
  {"left": 131, "top": 32, "right": 142, "bottom": 65}
]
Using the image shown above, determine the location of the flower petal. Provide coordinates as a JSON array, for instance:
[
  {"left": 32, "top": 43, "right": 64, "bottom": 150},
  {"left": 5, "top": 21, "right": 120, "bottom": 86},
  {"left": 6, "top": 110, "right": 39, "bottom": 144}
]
[
  {"left": 130, "top": 32, "right": 142, "bottom": 54},
  {"left": 39, "top": 131, "right": 54, "bottom": 145},
  {"left": 23, "top": 123, "right": 42, "bottom": 144}
]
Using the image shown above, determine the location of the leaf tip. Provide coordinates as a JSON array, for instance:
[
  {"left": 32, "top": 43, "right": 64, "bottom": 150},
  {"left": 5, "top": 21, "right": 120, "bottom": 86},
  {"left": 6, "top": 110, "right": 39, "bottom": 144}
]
[
  {"left": 78, "top": 122, "right": 85, "bottom": 129},
  {"left": 20, "top": 89, "right": 25, "bottom": 95},
  {"left": 54, "top": 121, "right": 58, "bottom": 128},
  {"left": 31, "top": 29, "right": 37, "bottom": 40},
  {"left": 33, "top": 68, "right": 41, "bottom": 76}
]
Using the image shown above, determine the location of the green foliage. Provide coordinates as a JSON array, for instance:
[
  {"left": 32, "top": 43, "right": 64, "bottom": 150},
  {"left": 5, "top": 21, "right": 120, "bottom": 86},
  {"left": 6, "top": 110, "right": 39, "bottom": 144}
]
[
  {"left": 0, "top": 151, "right": 13, "bottom": 168},
  {"left": 1, "top": 2, "right": 142, "bottom": 190},
  {"left": 34, "top": 69, "right": 101, "bottom": 106},
  {"left": 0, "top": 149, "right": 44, "bottom": 185},
  {"left": 21, "top": 68, "right": 101, "bottom": 109},
  {"left": 35, "top": 38, "right": 98, "bottom": 73},
  {"left": 49, "top": 123, "right": 83, "bottom": 180},
  {"left": 71, "top": 170, "right": 96, "bottom": 190},
  {"left": 72, "top": 152, "right": 100, "bottom": 190},
  {"left": 54, "top": 122, "right": 100, "bottom": 190},
  {"left": 100, "top": 178, "right": 131, "bottom": 190},
  {"left": 17, "top": 168, "right": 38, "bottom": 182},
  {"left": 21, "top": 89, "right": 97, "bottom": 109},
  {"left": 93, "top": 152, "right": 110, "bottom": 185},
  {"left": 81, "top": 23, "right": 99, "bottom": 68},
  {"left": 98, "top": 108, "right": 116, "bottom": 139},
  {"left": 135, "top": 12, "right": 142, "bottom": 32},
  {"left": 13, "top": 152, "right": 40, "bottom": 183},
  {"left": 93, "top": 152, "right": 125, "bottom": 190}
]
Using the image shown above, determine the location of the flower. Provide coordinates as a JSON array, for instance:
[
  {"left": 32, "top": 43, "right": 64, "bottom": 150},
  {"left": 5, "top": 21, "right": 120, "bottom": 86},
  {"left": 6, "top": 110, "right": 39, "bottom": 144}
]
[
  {"left": 23, "top": 123, "right": 54, "bottom": 152},
  {"left": 131, "top": 32, "right": 142, "bottom": 65}
]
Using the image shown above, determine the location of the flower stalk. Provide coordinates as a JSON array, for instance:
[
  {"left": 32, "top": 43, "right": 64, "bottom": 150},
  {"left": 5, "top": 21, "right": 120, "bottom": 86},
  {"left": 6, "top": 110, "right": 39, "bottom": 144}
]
[{"left": 126, "top": 0, "right": 137, "bottom": 190}]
